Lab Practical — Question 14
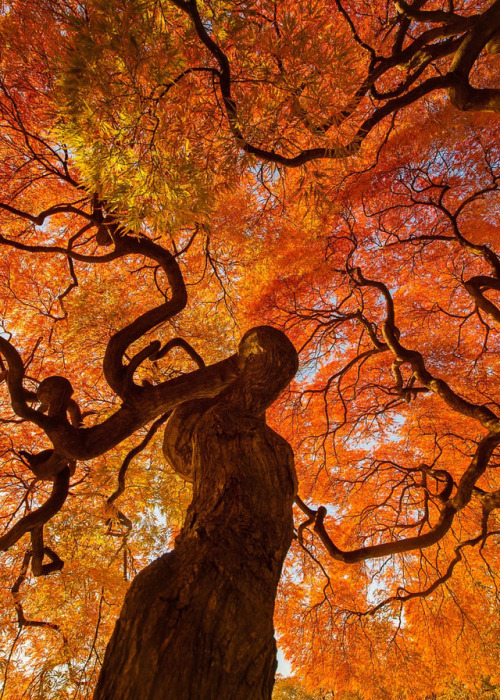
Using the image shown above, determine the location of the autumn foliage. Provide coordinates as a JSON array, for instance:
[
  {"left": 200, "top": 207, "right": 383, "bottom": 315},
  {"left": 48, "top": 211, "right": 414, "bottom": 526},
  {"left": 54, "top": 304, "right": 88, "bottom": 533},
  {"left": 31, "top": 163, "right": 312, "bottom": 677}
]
[{"left": 0, "top": 0, "right": 500, "bottom": 698}]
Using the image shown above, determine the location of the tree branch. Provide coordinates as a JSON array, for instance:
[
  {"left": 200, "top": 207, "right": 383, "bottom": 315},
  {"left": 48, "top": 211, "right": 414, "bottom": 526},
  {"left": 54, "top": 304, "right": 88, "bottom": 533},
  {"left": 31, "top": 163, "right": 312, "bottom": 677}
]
[{"left": 0, "top": 468, "right": 70, "bottom": 552}]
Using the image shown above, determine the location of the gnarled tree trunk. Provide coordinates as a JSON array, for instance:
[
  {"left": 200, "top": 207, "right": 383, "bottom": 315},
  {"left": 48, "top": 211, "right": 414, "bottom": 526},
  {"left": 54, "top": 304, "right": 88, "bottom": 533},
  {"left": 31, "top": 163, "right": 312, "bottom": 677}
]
[{"left": 94, "top": 327, "right": 298, "bottom": 700}]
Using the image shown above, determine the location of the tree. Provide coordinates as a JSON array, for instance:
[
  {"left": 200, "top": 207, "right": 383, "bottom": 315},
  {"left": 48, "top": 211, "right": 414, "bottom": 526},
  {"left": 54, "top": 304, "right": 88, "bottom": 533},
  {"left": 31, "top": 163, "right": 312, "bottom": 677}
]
[{"left": 0, "top": 0, "right": 499, "bottom": 698}]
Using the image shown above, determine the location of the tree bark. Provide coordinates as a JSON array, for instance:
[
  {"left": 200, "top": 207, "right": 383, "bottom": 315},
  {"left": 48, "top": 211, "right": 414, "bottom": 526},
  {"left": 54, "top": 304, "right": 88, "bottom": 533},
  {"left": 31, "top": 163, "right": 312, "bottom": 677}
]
[{"left": 94, "top": 327, "right": 298, "bottom": 700}]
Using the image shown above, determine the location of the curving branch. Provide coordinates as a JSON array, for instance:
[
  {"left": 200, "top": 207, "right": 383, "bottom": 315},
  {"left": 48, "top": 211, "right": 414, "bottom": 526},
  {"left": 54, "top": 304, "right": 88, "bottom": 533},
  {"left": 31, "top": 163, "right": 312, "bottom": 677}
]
[
  {"left": 30, "top": 526, "right": 64, "bottom": 577},
  {"left": 0, "top": 201, "right": 91, "bottom": 226},
  {"left": 298, "top": 432, "right": 500, "bottom": 564},
  {"left": 102, "top": 234, "right": 188, "bottom": 398},
  {"left": 0, "top": 333, "right": 241, "bottom": 461},
  {"left": 394, "top": 1, "right": 472, "bottom": 25},
  {"left": 464, "top": 276, "right": 500, "bottom": 326},
  {"left": 350, "top": 267, "right": 500, "bottom": 433},
  {"left": 169, "top": 0, "right": 500, "bottom": 171},
  {"left": 313, "top": 501, "right": 456, "bottom": 564},
  {"left": 151, "top": 338, "right": 205, "bottom": 368},
  {"left": 447, "top": 2, "right": 500, "bottom": 112},
  {"left": 0, "top": 468, "right": 70, "bottom": 553},
  {"left": 12, "top": 551, "right": 63, "bottom": 632},
  {"left": 0, "top": 232, "right": 122, "bottom": 264},
  {"left": 0, "top": 336, "right": 43, "bottom": 426},
  {"left": 377, "top": 175, "right": 500, "bottom": 329},
  {"left": 107, "top": 413, "right": 170, "bottom": 507},
  {"left": 0, "top": 208, "right": 257, "bottom": 468}
]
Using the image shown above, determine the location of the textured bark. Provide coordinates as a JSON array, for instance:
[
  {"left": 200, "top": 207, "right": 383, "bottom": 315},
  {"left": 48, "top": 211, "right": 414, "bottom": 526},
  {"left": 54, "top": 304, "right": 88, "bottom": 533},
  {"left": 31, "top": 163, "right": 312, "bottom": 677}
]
[{"left": 94, "top": 327, "right": 298, "bottom": 700}]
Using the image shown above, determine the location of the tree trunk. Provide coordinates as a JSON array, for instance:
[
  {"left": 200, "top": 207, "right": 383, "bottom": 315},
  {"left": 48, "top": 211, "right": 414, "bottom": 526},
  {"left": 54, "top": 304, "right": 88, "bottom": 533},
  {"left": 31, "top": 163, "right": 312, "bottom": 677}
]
[{"left": 94, "top": 327, "right": 298, "bottom": 700}]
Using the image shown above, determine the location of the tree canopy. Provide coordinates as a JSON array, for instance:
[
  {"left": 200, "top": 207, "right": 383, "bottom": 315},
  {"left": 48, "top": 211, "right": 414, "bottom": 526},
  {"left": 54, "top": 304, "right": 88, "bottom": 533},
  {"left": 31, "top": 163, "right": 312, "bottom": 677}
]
[{"left": 0, "top": 0, "right": 500, "bottom": 698}]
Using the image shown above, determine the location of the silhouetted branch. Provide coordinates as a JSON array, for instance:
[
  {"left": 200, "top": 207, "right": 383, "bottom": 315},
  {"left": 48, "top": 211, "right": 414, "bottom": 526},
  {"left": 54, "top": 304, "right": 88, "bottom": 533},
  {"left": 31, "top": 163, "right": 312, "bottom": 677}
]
[
  {"left": 107, "top": 413, "right": 170, "bottom": 507},
  {"left": 0, "top": 468, "right": 70, "bottom": 552}
]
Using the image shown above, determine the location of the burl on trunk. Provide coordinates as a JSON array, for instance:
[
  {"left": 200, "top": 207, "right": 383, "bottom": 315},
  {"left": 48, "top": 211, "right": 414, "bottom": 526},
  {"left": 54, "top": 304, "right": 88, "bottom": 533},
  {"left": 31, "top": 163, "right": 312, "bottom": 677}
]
[{"left": 94, "top": 327, "right": 298, "bottom": 700}]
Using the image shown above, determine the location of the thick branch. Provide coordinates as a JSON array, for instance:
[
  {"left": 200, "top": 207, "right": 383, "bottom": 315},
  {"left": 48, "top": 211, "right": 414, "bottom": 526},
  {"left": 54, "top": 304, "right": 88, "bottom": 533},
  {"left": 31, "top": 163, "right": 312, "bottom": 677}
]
[
  {"left": 30, "top": 526, "right": 64, "bottom": 576},
  {"left": 464, "top": 276, "right": 500, "bottom": 326},
  {"left": 170, "top": 0, "right": 499, "bottom": 172},
  {"left": 352, "top": 268, "right": 500, "bottom": 432},
  {"left": 0, "top": 468, "right": 70, "bottom": 552},
  {"left": 448, "top": 1, "right": 500, "bottom": 111},
  {"left": 2, "top": 329, "right": 295, "bottom": 464},
  {"left": 103, "top": 235, "right": 187, "bottom": 398},
  {"left": 314, "top": 502, "right": 456, "bottom": 564},
  {"left": 307, "top": 433, "right": 499, "bottom": 564}
]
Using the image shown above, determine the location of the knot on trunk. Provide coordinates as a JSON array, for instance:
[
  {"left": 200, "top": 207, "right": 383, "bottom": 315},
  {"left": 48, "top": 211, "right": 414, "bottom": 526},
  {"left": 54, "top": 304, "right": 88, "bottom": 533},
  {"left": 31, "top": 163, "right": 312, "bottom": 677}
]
[
  {"left": 162, "top": 399, "right": 214, "bottom": 482},
  {"left": 232, "top": 325, "right": 298, "bottom": 414},
  {"left": 486, "top": 30, "right": 500, "bottom": 54},
  {"left": 162, "top": 326, "right": 298, "bottom": 479},
  {"left": 19, "top": 448, "right": 76, "bottom": 480},
  {"left": 36, "top": 376, "right": 83, "bottom": 426}
]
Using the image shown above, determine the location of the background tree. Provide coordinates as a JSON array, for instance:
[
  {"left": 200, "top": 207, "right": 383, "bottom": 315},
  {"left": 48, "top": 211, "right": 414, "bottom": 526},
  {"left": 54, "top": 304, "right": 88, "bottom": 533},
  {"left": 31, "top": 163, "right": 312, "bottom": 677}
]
[{"left": 0, "top": 0, "right": 499, "bottom": 698}]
